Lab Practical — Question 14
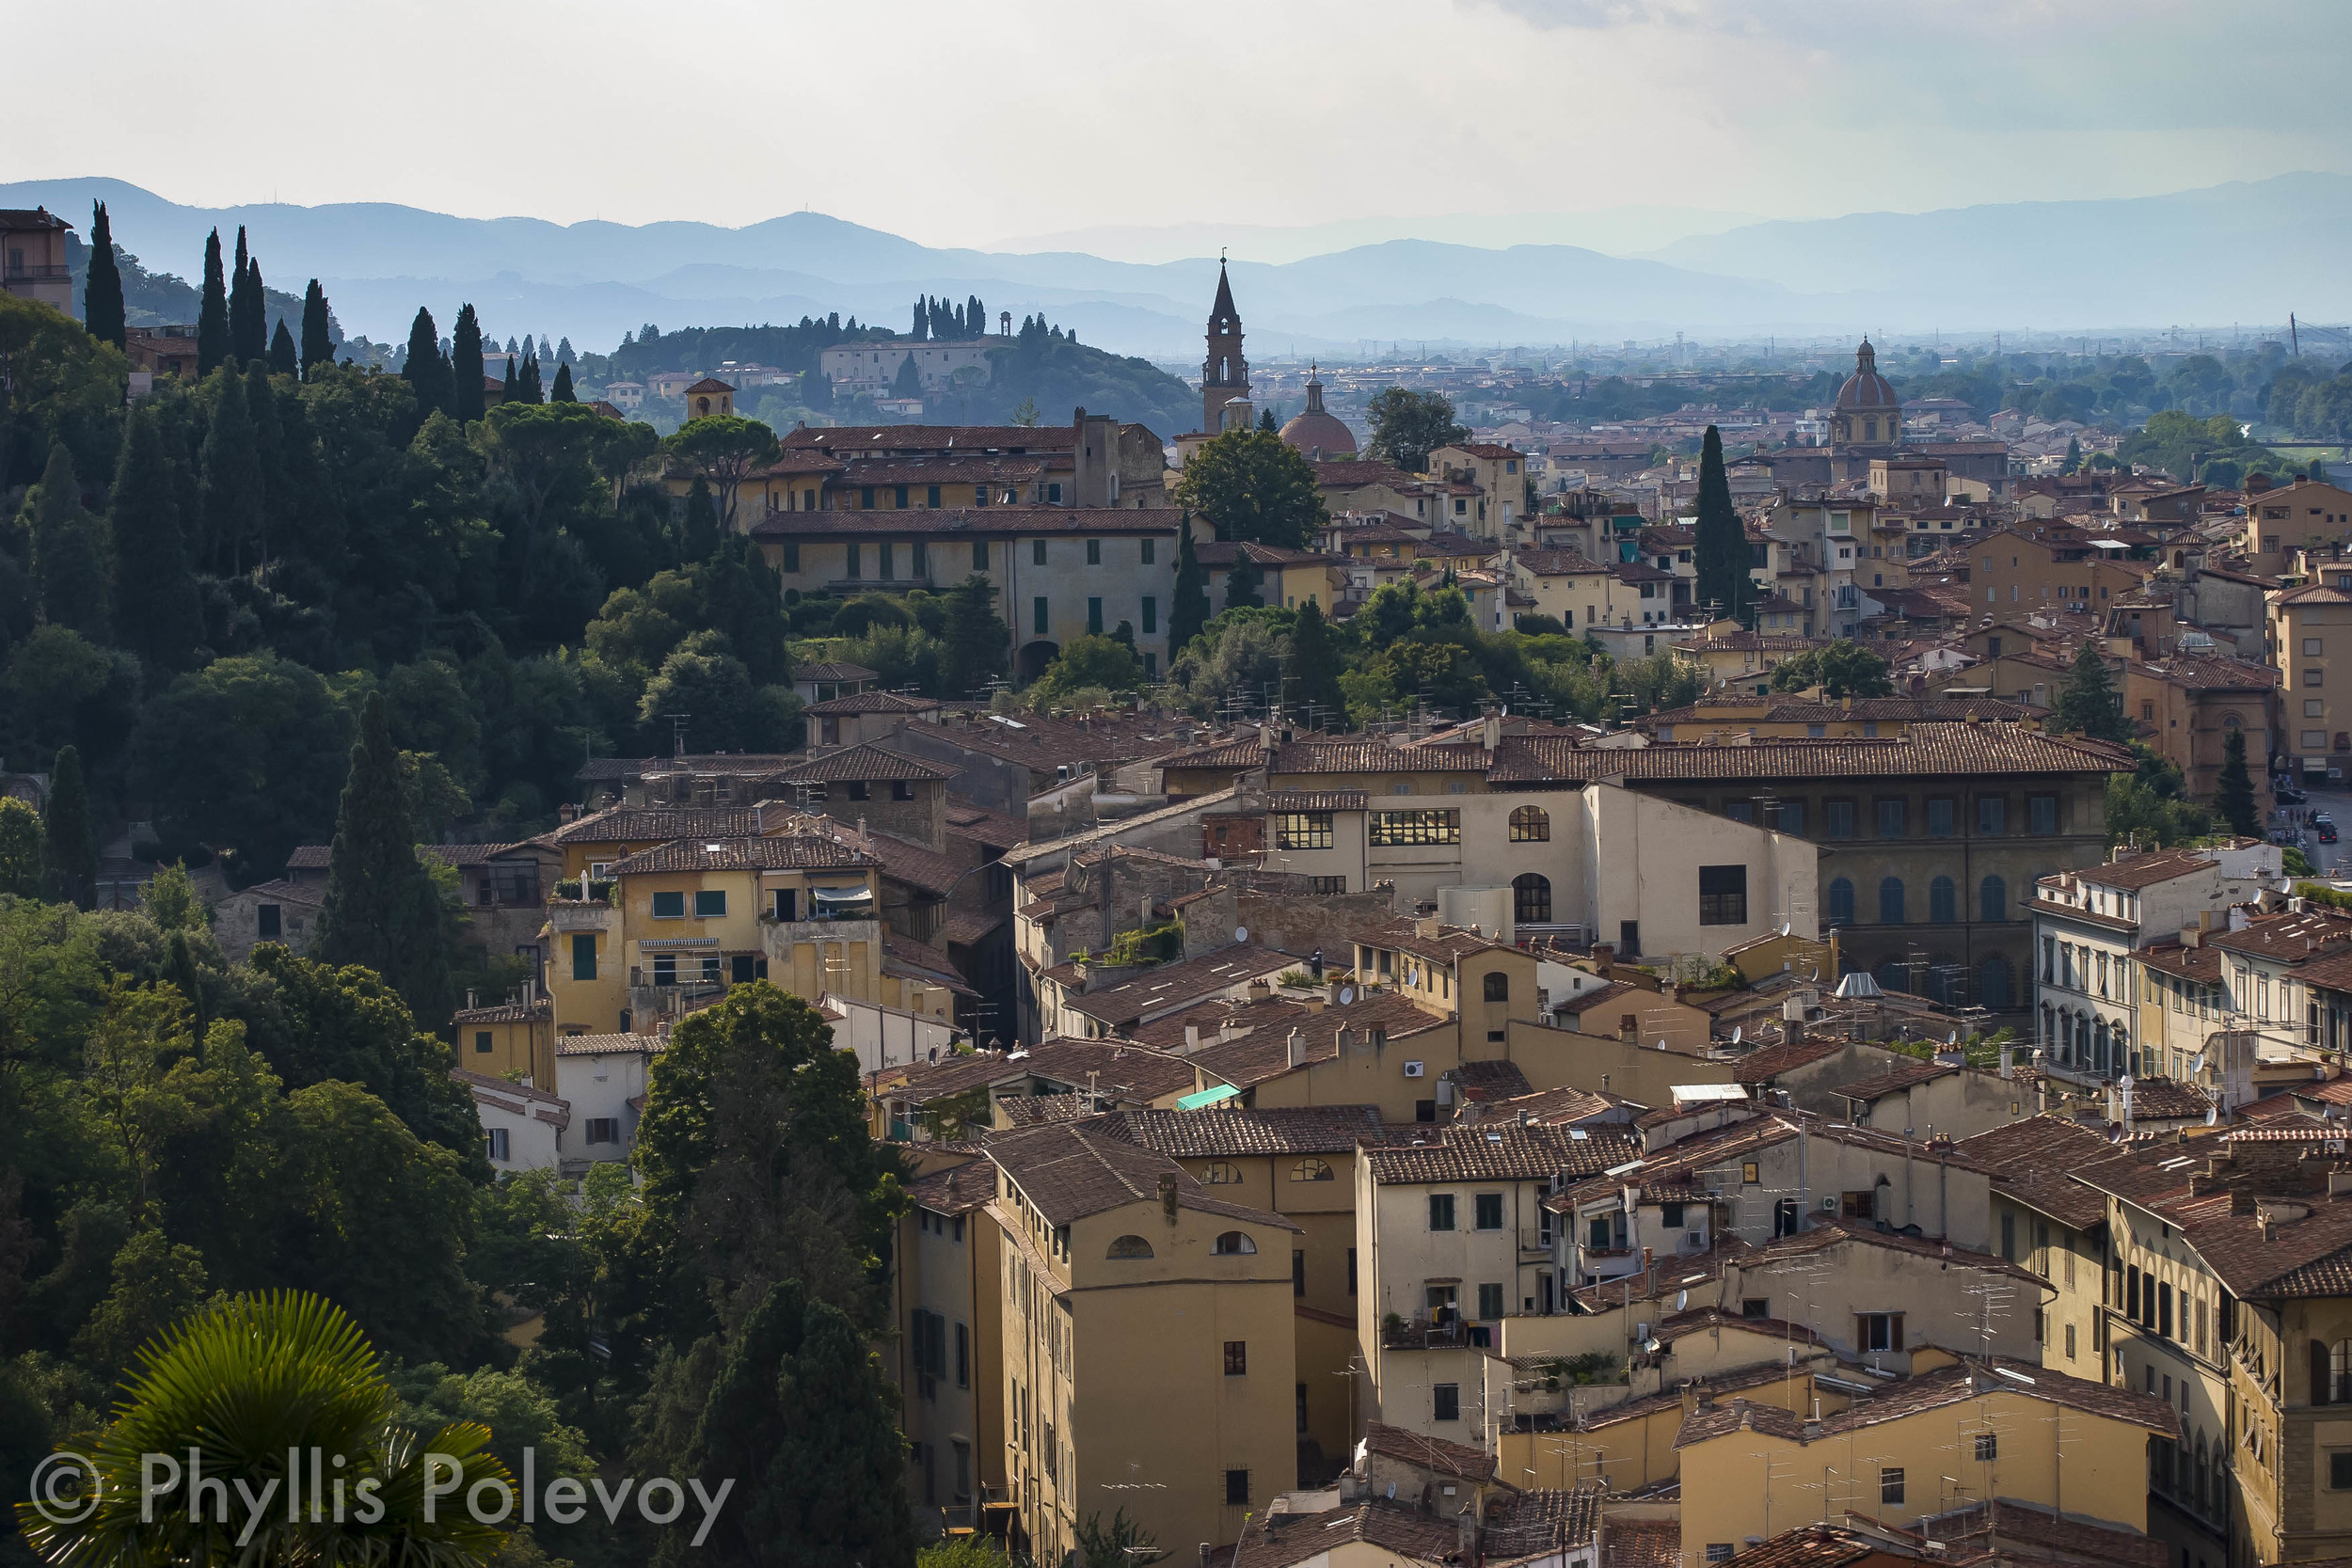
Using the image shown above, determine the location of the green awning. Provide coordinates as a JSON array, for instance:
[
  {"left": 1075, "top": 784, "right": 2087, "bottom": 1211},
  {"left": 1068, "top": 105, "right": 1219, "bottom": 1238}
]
[{"left": 1176, "top": 1083, "right": 1239, "bottom": 1110}]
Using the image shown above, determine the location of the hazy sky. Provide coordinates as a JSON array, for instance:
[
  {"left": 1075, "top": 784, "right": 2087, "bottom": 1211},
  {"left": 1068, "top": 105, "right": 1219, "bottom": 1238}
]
[{"left": 14, "top": 0, "right": 2347, "bottom": 245}]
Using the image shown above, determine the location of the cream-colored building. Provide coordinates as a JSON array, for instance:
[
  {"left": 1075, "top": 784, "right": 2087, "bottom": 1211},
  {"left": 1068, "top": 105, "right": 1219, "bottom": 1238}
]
[
  {"left": 2271, "top": 575, "right": 2352, "bottom": 779},
  {"left": 1951, "top": 1116, "right": 2113, "bottom": 1376},
  {"left": 0, "top": 207, "right": 74, "bottom": 313},
  {"left": 893, "top": 1155, "right": 1006, "bottom": 1532},
  {"left": 984, "top": 1120, "right": 1298, "bottom": 1560},
  {"left": 819, "top": 341, "right": 997, "bottom": 394},
  {"left": 1357, "top": 1120, "right": 1644, "bottom": 1440}
]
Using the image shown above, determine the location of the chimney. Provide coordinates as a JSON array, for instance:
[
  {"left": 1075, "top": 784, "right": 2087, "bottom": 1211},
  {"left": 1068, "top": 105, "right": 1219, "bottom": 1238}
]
[
  {"left": 1158, "top": 1172, "right": 1180, "bottom": 1221},
  {"left": 1287, "top": 1028, "right": 1309, "bottom": 1068},
  {"left": 1592, "top": 942, "right": 1615, "bottom": 970},
  {"left": 1248, "top": 978, "right": 1272, "bottom": 1004},
  {"left": 558, "top": 802, "right": 578, "bottom": 823},
  {"left": 1326, "top": 978, "right": 1344, "bottom": 1007},
  {"left": 1334, "top": 1026, "right": 1356, "bottom": 1055},
  {"left": 1999, "top": 1043, "right": 2013, "bottom": 1080},
  {"left": 1260, "top": 722, "right": 1278, "bottom": 753},
  {"left": 1642, "top": 1245, "right": 1655, "bottom": 1293},
  {"left": 1483, "top": 710, "right": 1502, "bottom": 754},
  {"left": 1184, "top": 1024, "right": 1200, "bottom": 1053}
]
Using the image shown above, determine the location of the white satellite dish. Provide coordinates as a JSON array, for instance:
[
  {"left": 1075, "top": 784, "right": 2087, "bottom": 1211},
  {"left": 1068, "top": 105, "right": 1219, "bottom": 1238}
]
[
  {"left": 1732, "top": 1026, "right": 1743, "bottom": 1046},
  {"left": 1947, "top": 1031, "right": 1959, "bottom": 1046},
  {"left": 2206, "top": 1106, "right": 2218, "bottom": 1127},
  {"left": 1234, "top": 927, "right": 1248, "bottom": 943},
  {"left": 1339, "top": 987, "right": 1356, "bottom": 1006},
  {"left": 1676, "top": 1289, "right": 1689, "bottom": 1311}
]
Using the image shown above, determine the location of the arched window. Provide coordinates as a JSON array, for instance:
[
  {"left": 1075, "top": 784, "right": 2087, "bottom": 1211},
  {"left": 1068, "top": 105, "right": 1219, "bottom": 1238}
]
[
  {"left": 1930, "top": 876, "right": 1957, "bottom": 924},
  {"left": 1483, "top": 972, "right": 1510, "bottom": 1003},
  {"left": 1202, "top": 1162, "right": 1241, "bottom": 1185},
  {"left": 1879, "top": 877, "right": 1906, "bottom": 925},
  {"left": 1213, "top": 1230, "right": 1257, "bottom": 1255},
  {"left": 1510, "top": 805, "right": 1550, "bottom": 842},
  {"left": 1980, "top": 955, "right": 2011, "bottom": 1010},
  {"left": 1291, "top": 1158, "right": 1334, "bottom": 1182},
  {"left": 1513, "top": 874, "right": 1551, "bottom": 925},
  {"left": 1979, "top": 875, "right": 2007, "bottom": 923},
  {"left": 1827, "top": 878, "right": 1854, "bottom": 927},
  {"left": 1106, "top": 1234, "right": 1154, "bottom": 1259}
]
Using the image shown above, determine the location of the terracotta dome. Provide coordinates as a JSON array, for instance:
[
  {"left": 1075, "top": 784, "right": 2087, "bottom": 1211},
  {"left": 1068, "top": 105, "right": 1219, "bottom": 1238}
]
[
  {"left": 1278, "top": 366, "right": 1357, "bottom": 458},
  {"left": 1836, "top": 338, "right": 1899, "bottom": 412}
]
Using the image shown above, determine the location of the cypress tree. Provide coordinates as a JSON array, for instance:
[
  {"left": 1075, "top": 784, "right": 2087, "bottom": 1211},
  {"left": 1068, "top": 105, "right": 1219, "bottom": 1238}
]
[
  {"left": 84, "top": 200, "right": 126, "bottom": 349},
  {"left": 313, "top": 691, "right": 455, "bottom": 1025},
  {"left": 501, "top": 354, "right": 517, "bottom": 404},
  {"left": 518, "top": 354, "right": 543, "bottom": 404},
  {"left": 555, "top": 336, "right": 573, "bottom": 366},
  {"left": 109, "top": 404, "right": 204, "bottom": 671},
  {"left": 24, "top": 442, "right": 112, "bottom": 640},
  {"left": 196, "top": 229, "right": 230, "bottom": 375},
  {"left": 41, "top": 746, "right": 95, "bottom": 910},
  {"left": 400, "top": 307, "right": 452, "bottom": 418},
  {"left": 549, "top": 361, "right": 575, "bottom": 403},
  {"left": 199, "top": 370, "right": 262, "bottom": 575},
  {"left": 1282, "top": 597, "right": 1347, "bottom": 730},
  {"left": 1692, "top": 424, "right": 1751, "bottom": 626},
  {"left": 940, "top": 574, "right": 1009, "bottom": 697},
  {"left": 268, "top": 319, "right": 297, "bottom": 375},
  {"left": 450, "top": 303, "right": 485, "bottom": 422},
  {"left": 1258, "top": 407, "right": 1278, "bottom": 432},
  {"left": 1224, "top": 548, "right": 1264, "bottom": 610},
  {"left": 1168, "top": 522, "right": 1212, "bottom": 655},
  {"left": 230, "top": 229, "right": 267, "bottom": 364},
  {"left": 299, "top": 279, "right": 334, "bottom": 376},
  {"left": 681, "top": 478, "right": 721, "bottom": 561},
  {"left": 2054, "top": 641, "right": 2131, "bottom": 742},
  {"left": 2216, "top": 729, "right": 2259, "bottom": 836},
  {"left": 243, "top": 362, "right": 285, "bottom": 565},
  {"left": 911, "top": 297, "right": 927, "bottom": 340}
]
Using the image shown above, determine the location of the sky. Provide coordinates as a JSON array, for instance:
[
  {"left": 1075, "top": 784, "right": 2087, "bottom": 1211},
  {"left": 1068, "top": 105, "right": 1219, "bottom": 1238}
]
[{"left": 11, "top": 0, "right": 2348, "bottom": 251}]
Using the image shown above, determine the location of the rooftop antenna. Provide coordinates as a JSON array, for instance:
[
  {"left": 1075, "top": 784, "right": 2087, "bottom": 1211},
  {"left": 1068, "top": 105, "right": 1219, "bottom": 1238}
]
[{"left": 666, "top": 712, "right": 691, "bottom": 760}]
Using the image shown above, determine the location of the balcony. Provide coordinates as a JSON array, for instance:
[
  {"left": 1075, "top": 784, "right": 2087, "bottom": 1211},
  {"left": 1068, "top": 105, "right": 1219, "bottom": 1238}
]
[
  {"left": 548, "top": 898, "right": 615, "bottom": 934},
  {"left": 1379, "top": 1311, "right": 1480, "bottom": 1351}
]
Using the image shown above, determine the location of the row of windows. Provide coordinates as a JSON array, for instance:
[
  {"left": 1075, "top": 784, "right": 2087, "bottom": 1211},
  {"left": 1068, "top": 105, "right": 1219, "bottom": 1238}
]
[
  {"left": 777, "top": 536, "right": 1159, "bottom": 575},
  {"left": 1721, "top": 794, "right": 2060, "bottom": 839},
  {"left": 1427, "top": 1193, "right": 1510, "bottom": 1230},
  {"left": 1825, "top": 874, "right": 2009, "bottom": 927},
  {"left": 1033, "top": 595, "right": 1158, "bottom": 640},
  {"left": 1279, "top": 805, "right": 1551, "bottom": 851}
]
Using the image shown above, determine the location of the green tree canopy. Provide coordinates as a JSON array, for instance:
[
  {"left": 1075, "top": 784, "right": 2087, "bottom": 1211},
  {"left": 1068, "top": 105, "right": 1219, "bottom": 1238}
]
[
  {"left": 1168, "top": 523, "right": 1213, "bottom": 655},
  {"left": 131, "top": 653, "right": 354, "bottom": 874},
  {"left": 665, "top": 415, "right": 781, "bottom": 531},
  {"left": 299, "top": 278, "right": 334, "bottom": 375},
  {"left": 2052, "top": 641, "right": 2131, "bottom": 742},
  {"left": 1282, "top": 597, "right": 1347, "bottom": 730},
  {"left": 196, "top": 228, "right": 229, "bottom": 375},
  {"left": 1768, "top": 641, "right": 1895, "bottom": 701},
  {"left": 1223, "top": 549, "right": 1266, "bottom": 610},
  {"left": 1170, "top": 427, "right": 1327, "bottom": 548},
  {"left": 24, "top": 439, "right": 113, "bottom": 640},
  {"left": 2215, "top": 725, "right": 2259, "bottom": 837},
  {"left": 451, "top": 301, "right": 486, "bottom": 422},
  {"left": 401, "top": 305, "right": 452, "bottom": 420},
  {"left": 312, "top": 690, "right": 458, "bottom": 1029},
  {"left": 1364, "top": 387, "right": 1468, "bottom": 473},
  {"left": 83, "top": 199, "right": 125, "bottom": 350},
  {"left": 1691, "top": 425, "right": 1751, "bottom": 626},
  {"left": 42, "top": 743, "right": 95, "bottom": 908},
  {"left": 939, "top": 573, "right": 1010, "bottom": 698}
]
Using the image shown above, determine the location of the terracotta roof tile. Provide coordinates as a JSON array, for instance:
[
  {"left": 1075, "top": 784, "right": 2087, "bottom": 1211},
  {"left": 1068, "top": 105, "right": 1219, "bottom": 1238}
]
[
  {"left": 606, "top": 834, "right": 877, "bottom": 875},
  {"left": 1362, "top": 1419, "right": 1497, "bottom": 1481},
  {"left": 1095, "top": 1104, "right": 1386, "bottom": 1159},
  {"left": 1363, "top": 1121, "right": 1643, "bottom": 1184},
  {"left": 777, "top": 743, "right": 959, "bottom": 784},
  {"left": 986, "top": 1120, "right": 1297, "bottom": 1230}
]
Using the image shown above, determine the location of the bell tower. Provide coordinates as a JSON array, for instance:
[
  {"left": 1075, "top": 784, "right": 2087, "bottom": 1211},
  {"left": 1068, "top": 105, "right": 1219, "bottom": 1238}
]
[{"left": 1200, "top": 256, "right": 1248, "bottom": 435}]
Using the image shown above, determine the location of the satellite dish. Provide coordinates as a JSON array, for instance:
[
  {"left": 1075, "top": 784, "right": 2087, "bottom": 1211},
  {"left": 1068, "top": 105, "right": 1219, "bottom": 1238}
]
[
  {"left": 1234, "top": 927, "right": 1248, "bottom": 943},
  {"left": 1732, "top": 1026, "right": 1743, "bottom": 1046},
  {"left": 1676, "top": 1289, "right": 1689, "bottom": 1311},
  {"left": 1339, "top": 987, "right": 1356, "bottom": 1006},
  {"left": 1947, "top": 1031, "right": 1959, "bottom": 1046},
  {"left": 2206, "top": 1106, "right": 2218, "bottom": 1127}
]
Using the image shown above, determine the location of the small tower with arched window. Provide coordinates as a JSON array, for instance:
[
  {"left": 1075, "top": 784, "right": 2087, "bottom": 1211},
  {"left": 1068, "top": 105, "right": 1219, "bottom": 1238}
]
[{"left": 1200, "top": 258, "right": 1249, "bottom": 435}]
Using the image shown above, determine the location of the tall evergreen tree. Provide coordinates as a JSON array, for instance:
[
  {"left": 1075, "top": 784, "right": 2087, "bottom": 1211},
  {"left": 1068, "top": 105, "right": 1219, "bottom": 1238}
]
[
  {"left": 312, "top": 691, "right": 455, "bottom": 1027},
  {"left": 109, "top": 404, "right": 204, "bottom": 671},
  {"left": 1282, "top": 597, "right": 1347, "bottom": 730},
  {"left": 243, "top": 362, "right": 286, "bottom": 565},
  {"left": 267, "top": 320, "right": 297, "bottom": 376},
  {"left": 1224, "top": 549, "right": 1265, "bottom": 610},
  {"left": 680, "top": 478, "right": 721, "bottom": 561},
  {"left": 501, "top": 354, "right": 518, "bottom": 404},
  {"left": 42, "top": 745, "right": 96, "bottom": 910},
  {"left": 2053, "top": 641, "right": 2130, "bottom": 742},
  {"left": 910, "top": 297, "right": 928, "bottom": 340},
  {"left": 940, "top": 574, "right": 1009, "bottom": 697},
  {"left": 196, "top": 229, "right": 230, "bottom": 375},
  {"left": 554, "top": 336, "right": 573, "bottom": 366},
  {"left": 84, "top": 200, "right": 126, "bottom": 349},
  {"left": 548, "top": 361, "right": 575, "bottom": 403},
  {"left": 1692, "top": 425, "right": 1752, "bottom": 626},
  {"left": 400, "top": 308, "right": 452, "bottom": 418},
  {"left": 199, "top": 369, "right": 262, "bottom": 574},
  {"left": 518, "top": 354, "right": 544, "bottom": 404},
  {"left": 230, "top": 229, "right": 267, "bottom": 364},
  {"left": 449, "top": 303, "right": 485, "bottom": 422},
  {"left": 2216, "top": 727, "right": 2259, "bottom": 837},
  {"left": 24, "top": 442, "right": 112, "bottom": 639},
  {"left": 1168, "top": 522, "right": 1212, "bottom": 655},
  {"left": 299, "top": 279, "right": 334, "bottom": 376}
]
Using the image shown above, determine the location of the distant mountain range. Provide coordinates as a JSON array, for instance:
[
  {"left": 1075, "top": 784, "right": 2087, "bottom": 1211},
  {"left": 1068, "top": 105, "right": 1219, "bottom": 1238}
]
[{"left": 2, "top": 174, "right": 2342, "bottom": 360}]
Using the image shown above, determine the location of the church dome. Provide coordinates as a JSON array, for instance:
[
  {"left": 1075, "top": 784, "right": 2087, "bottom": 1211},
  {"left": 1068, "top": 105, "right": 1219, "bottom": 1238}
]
[
  {"left": 1278, "top": 366, "right": 1357, "bottom": 458},
  {"left": 1836, "top": 338, "right": 1899, "bottom": 412}
]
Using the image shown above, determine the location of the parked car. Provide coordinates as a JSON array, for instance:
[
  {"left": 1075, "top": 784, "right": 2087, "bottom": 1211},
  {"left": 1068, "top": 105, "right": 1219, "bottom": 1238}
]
[
  {"left": 2323, "top": 822, "right": 2340, "bottom": 845},
  {"left": 2277, "top": 784, "right": 2309, "bottom": 805}
]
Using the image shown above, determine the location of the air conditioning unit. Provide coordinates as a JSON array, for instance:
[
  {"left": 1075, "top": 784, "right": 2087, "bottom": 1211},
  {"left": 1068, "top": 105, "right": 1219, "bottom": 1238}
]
[
  {"left": 1404, "top": 1061, "right": 1426, "bottom": 1079},
  {"left": 1820, "top": 1196, "right": 1838, "bottom": 1212}
]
